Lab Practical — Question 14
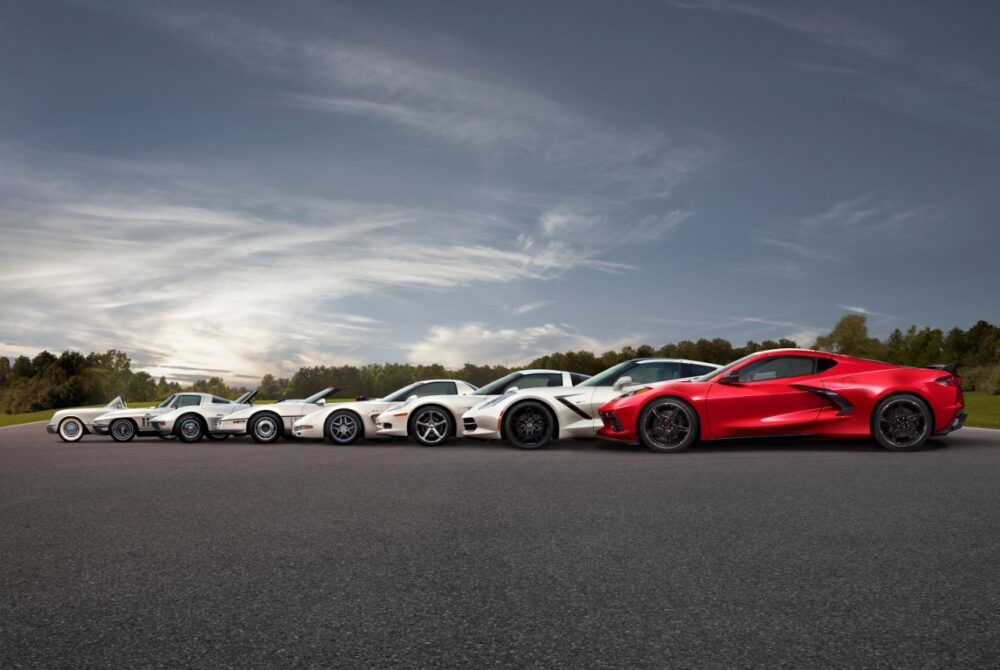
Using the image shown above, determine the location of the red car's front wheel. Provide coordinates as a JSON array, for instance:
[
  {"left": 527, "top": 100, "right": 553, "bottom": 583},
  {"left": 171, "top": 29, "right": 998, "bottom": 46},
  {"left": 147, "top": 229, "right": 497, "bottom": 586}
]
[{"left": 638, "top": 398, "right": 699, "bottom": 453}]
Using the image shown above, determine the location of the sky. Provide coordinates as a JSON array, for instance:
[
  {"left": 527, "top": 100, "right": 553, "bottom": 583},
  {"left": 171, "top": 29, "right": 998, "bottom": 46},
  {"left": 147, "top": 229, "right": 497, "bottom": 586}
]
[{"left": 1, "top": 0, "right": 998, "bottom": 383}]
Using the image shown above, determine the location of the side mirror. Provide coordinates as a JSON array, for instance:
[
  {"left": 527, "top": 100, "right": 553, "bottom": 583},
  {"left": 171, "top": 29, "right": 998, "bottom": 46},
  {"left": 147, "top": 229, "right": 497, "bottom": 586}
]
[
  {"left": 718, "top": 372, "right": 740, "bottom": 385},
  {"left": 504, "top": 386, "right": 519, "bottom": 395},
  {"left": 613, "top": 376, "right": 633, "bottom": 392},
  {"left": 355, "top": 395, "right": 368, "bottom": 402},
  {"left": 407, "top": 394, "right": 418, "bottom": 401},
  {"left": 317, "top": 398, "right": 326, "bottom": 406}
]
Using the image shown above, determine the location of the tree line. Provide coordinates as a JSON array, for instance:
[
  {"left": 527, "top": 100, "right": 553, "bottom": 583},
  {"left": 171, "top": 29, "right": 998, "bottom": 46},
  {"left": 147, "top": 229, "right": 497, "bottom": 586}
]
[{"left": 2, "top": 315, "right": 998, "bottom": 414}]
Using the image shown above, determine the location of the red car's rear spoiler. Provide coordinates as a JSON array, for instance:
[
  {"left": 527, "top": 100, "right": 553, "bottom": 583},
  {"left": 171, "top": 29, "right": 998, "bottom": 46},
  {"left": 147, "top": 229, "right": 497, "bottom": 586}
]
[{"left": 925, "top": 363, "right": 959, "bottom": 374}]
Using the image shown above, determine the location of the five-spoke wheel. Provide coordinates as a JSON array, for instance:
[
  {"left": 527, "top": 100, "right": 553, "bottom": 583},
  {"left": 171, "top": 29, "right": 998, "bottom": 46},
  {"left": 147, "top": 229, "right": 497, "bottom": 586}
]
[
  {"left": 110, "top": 418, "right": 137, "bottom": 443},
  {"left": 412, "top": 407, "right": 452, "bottom": 446},
  {"left": 327, "top": 411, "right": 362, "bottom": 445},
  {"left": 873, "top": 394, "right": 931, "bottom": 451},
  {"left": 503, "top": 401, "right": 554, "bottom": 450},
  {"left": 637, "top": 398, "right": 699, "bottom": 453}
]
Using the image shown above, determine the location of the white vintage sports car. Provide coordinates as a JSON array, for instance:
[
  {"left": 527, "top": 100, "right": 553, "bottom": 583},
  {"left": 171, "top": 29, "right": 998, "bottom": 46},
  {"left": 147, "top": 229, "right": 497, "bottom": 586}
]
[
  {"left": 291, "top": 379, "right": 477, "bottom": 444},
  {"left": 46, "top": 396, "right": 126, "bottom": 442},
  {"left": 461, "top": 358, "right": 720, "bottom": 449},
  {"left": 375, "top": 370, "right": 588, "bottom": 446},
  {"left": 92, "top": 391, "right": 257, "bottom": 442},
  {"left": 215, "top": 387, "right": 343, "bottom": 443},
  {"left": 148, "top": 390, "right": 259, "bottom": 443}
]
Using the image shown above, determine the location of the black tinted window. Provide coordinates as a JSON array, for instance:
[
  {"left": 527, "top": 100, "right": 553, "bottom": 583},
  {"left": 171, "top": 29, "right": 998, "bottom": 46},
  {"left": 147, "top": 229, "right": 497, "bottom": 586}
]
[
  {"left": 414, "top": 381, "right": 457, "bottom": 396},
  {"left": 684, "top": 363, "right": 717, "bottom": 377},
  {"left": 737, "top": 356, "right": 816, "bottom": 382},
  {"left": 177, "top": 395, "right": 201, "bottom": 407},
  {"left": 569, "top": 373, "right": 590, "bottom": 385},
  {"left": 816, "top": 358, "right": 838, "bottom": 372},
  {"left": 628, "top": 362, "right": 684, "bottom": 384},
  {"left": 514, "top": 373, "right": 564, "bottom": 390}
]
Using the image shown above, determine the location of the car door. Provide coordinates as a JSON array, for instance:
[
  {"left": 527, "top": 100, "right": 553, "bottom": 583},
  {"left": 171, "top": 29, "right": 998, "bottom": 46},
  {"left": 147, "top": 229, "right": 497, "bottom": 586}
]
[{"left": 705, "top": 355, "right": 828, "bottom": 438}]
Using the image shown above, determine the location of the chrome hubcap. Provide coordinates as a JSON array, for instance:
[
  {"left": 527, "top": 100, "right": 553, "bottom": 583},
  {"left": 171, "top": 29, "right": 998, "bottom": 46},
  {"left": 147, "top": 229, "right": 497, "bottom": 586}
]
[
  {"left": 415, "top": 410, "right": 449, "bottom": 443},
  {"left": 62, "top": 421, "right": 81, "bottom": 438},
  {"left": 180, "top": 419, "right": 201, "bottom": 438},
  {"left": 112, "top": 421, "right": 133, "bottom": 439},
  {"left": 256, "top": 418, "right": 277, "bottom": 439}
]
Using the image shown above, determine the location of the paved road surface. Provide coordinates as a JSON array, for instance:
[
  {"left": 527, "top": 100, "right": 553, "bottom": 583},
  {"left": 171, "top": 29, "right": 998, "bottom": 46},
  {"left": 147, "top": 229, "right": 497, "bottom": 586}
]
[{"left": 2, "top": 424, "right": 999, "bottom": 668}]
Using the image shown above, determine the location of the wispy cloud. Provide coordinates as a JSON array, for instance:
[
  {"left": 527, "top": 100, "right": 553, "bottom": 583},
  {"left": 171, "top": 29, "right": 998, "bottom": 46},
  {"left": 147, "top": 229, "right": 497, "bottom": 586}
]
[
  {"left": 672, "top": 0, "right": 902, "bottom": 58},
  {"left": 839, "top": 305, "right": 895, "bottom": 319},
  {"left": 510, "top": 301, "right": 551, "bottom": 315}
]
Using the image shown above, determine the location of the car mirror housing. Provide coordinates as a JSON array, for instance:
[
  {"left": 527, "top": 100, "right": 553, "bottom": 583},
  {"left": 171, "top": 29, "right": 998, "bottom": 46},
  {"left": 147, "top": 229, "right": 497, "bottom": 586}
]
[
  {"left": 613, "top": 376, "right": 633, "bottom": 392},
  {"left": 505, "top": 386, "right": 519, "bottom": 395},
  {"left": 718, "top": 372, "right": 741, "bottom": 385}
]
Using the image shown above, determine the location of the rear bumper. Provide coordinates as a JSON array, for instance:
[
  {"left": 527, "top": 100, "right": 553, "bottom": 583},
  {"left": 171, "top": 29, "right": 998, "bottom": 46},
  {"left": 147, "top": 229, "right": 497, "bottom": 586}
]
[{"left": 935, "top": 410, "right": 966, "bottom": 436}]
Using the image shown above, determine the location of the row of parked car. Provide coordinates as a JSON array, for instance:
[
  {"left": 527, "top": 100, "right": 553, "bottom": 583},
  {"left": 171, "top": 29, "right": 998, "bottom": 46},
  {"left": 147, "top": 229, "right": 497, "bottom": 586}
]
[{"left": 47, "top": 348, "right": 967, "bottom": 452}]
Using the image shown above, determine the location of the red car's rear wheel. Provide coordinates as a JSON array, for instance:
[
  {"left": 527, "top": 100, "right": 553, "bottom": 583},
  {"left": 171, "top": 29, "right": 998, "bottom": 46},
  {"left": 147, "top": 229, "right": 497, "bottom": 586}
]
[{"left": 872, "top": 394, "right": 932, "bottom": 451}]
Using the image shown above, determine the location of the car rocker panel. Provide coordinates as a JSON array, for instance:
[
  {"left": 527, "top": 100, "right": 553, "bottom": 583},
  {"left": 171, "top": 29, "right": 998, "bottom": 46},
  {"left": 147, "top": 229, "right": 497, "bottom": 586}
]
[
  {"left": 216, "top": 387, "right": 343, "bottom": 443},
  {"left": 462, "top": 359, "right": 720, "bottom": 449},
  {"left": 148, "top": 390, "right": 258, "bottom": 443},
  {"left": 596, "top": 349, "right": 966, "bottom": 453},
  {"left": 46, "top": 396, "right": 127, "bottom": 442},
  {"left": 291, "top": 380, "right": 478, "bottom": 444},
  {"left": 376, "top": 370, "right": 583, "bottom": 446}
]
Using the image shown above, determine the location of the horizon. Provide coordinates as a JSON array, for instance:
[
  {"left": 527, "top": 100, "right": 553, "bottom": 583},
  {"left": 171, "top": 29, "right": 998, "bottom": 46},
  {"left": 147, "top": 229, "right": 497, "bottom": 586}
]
[{"left": 2, "top": 1, "right": 998, "bottom": 383}]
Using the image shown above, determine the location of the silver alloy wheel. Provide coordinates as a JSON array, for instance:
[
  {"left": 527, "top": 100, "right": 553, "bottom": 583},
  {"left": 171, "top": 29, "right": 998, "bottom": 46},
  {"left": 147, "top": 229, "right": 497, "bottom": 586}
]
[
  {"left": 111, "top": 419, "right": 136, "bottom": 442},
  {"left": 59, "top": 418, "right": 83, "bottom": 442},
  {"left": 877, "top": 397, "right": 928, "bottom": 449},
  {"left": 254, "top": 416, "right": 278, "bottom": 441},
  {"left": 329, "top": 413, "right": 359, "bottom": 443},
  {"left": 414, "top": 409, "right": 450, "bottom": 445},
  {"left": 641, "top": 400, "right": 692, "bottom": 451},
  {"left": 179, "top": 417, "right": 202, "bottom": 441}
]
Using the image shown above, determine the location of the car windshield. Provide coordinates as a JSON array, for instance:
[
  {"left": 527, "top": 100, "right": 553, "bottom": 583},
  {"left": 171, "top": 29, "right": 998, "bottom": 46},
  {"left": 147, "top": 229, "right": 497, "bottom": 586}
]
[
  {"left": 303, "top": 387, "right": 336, "bottom": 404},
  {"left": 383, "top": 382, "right": 425, "bottom": 402},
  {"left": 156, "top": 394, "right": 177, "bottom": 408},
  {"left": 696, "top": 353, "right": 757, "bottom": 382},
  {"left": 577, "top": 361, "right": 636, "bottom": 387},
  {"left": 473, "top": 373, "right": 523, "bottom": 396}
]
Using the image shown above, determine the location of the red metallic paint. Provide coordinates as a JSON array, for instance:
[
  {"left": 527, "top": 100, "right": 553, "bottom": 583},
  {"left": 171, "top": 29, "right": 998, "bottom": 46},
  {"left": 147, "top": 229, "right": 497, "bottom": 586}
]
[{"left": 597, "top": 349, "right": 965, "bottom": 448}]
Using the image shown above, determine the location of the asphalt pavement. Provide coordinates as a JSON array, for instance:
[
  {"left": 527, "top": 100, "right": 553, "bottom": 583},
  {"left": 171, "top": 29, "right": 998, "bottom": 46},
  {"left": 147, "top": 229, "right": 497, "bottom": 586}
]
[{"left": 1, "top": 423, "right": 999, "bottom": 669}]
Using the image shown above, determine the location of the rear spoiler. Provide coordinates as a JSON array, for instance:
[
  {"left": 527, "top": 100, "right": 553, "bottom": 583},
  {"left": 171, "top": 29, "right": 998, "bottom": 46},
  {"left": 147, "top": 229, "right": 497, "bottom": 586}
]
[{"left": 925, "top": 364, "right": 959, "bottom": 374}]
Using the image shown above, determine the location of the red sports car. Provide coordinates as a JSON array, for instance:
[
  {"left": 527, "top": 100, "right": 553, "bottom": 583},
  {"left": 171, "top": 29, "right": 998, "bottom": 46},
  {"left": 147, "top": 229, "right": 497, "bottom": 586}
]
[{"left": 597, "top": 349, "right": 965, "bottom": 453}]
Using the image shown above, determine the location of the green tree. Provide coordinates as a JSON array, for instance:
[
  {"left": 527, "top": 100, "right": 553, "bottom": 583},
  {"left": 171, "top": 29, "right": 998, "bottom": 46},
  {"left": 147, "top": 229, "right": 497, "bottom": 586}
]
[{"left": 814, "top": 315, "right": 884, "bottom": 358}]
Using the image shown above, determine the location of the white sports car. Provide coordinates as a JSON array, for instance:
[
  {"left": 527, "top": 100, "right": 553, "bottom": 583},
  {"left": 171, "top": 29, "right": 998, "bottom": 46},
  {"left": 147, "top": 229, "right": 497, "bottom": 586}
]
[
  {"left": 46, "top": 396, "right": 126, "bottom": 442},
  {"left": 215, "top": 387, "right": 343, "bottom": 443},
  {"left": 375, "top": 369, "right": 588, "bottom": 446},
  {"left": 461, "top": 358, "right": 720, "bottom": 449},
  {"left": 92, "top": 391, "right": 256, "bottom": 442},
  {"left": 148, "top": 390, "right": 259, "bottom": 443},
  {"left": 291, "top": 379, "right": 478, "bottom": 444}
]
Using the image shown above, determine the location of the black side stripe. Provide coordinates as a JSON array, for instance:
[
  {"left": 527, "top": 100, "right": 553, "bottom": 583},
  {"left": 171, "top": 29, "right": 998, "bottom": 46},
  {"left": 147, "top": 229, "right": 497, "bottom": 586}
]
[
  {"left": 555, "top": 395, "right": 591, "bottom": 420},
  {"left": 790, "top": 384, "right": 854, "bottom": 416}
]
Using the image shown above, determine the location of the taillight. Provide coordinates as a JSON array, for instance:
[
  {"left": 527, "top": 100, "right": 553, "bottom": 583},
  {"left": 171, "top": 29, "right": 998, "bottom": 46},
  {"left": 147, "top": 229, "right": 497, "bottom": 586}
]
[{"left": 935, "top": 375, "right": 962, "bottom": 388}]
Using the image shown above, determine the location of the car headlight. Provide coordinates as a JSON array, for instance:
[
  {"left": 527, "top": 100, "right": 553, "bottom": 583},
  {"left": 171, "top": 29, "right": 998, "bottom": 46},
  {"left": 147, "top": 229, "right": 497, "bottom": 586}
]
[{"left": 618, "top": 386, "right": 653, "bottom": 399}]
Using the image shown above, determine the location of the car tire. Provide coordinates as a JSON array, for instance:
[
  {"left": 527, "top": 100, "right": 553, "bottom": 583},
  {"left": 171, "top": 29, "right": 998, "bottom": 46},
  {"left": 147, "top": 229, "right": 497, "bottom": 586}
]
[
  {"left": 175, "top": 414, "right": 206, "bottom": 443},
  {"left": 249, "top": 413, "right": 282, "bottom": 444},
  {"left": 503, "top": 400, "right": 555, "bottom": 450},
  {"left": 872, "top": 393, "right": 932, "bottom": 452},
  {"left": 326, "top": 410, "right": 362, "bottom": 445},
  {"left": 637, "top": 397, "right": 699, "bottom": 453},
  {"left": 206, "top": 433, "right": 229, "bottom": 441},
  {"left": 110, "top": 418, "right": 137, "bottom": 443},
  {"left": 58, "top": 417, "right": 85, "bottom": 442},
  {"left": 411, "top": 406, "right": 453, "bottom": 446}
]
